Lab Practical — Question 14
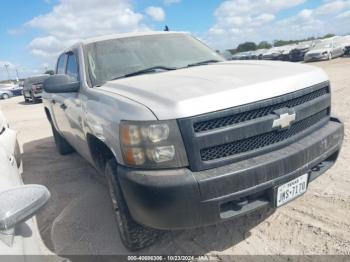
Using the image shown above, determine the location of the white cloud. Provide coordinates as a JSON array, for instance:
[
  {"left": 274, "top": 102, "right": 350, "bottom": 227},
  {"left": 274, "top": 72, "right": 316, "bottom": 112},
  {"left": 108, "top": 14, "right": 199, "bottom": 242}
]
[
  {"left": 145, "top": 6, "right": 165, "bottom": 21},
  {"left": 204, "top": 0, "right": 350, "bottom": 49},
  {"left": 337, "top": 9, "right": 350, "bottom": 18},
  {"left": 164, "top": 0, "right": 181, "bottom": 5},
  {"left": 24, "top": 0, "right": 149, "bottom": 66},
  {"left": 0, "top": 61, "right": 46, "bottom": 81},
  {"left": 0, "top": 61, "right": 14, "bottom": 68}
]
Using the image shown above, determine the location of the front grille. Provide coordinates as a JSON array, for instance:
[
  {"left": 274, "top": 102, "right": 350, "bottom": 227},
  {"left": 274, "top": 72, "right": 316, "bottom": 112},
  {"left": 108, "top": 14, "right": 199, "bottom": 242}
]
[
  {"left": 194, "top": 87, "right": 328, "bottom": 133},
  {"left": 200, "top": 109, "right": 328, "bottom": 162},
  {"left": 178, "top": 82, "right": 331, "bottom": 171}
]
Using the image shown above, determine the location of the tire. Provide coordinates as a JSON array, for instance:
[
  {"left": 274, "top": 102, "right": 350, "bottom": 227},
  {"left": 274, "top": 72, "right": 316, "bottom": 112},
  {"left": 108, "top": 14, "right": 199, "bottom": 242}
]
[
  {"left": 105, "top": 159, "right": 163, "bottom": 251},
  {"left": 2, "top": 93, "right": 9, "bottom": 99},
  {"left": 24, "top": 95, "right": 29, "bottom": 102},
  {"left": 31, "top": 92, "right": 40, "bottom": 103},
  {"left": 51, "top": 124, "right": 74, "bottom": 155}
]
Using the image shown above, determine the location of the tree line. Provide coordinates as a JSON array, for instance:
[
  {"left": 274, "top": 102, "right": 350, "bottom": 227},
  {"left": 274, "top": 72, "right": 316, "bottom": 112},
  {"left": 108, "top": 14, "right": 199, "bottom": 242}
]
[{"left": 228, "top": 33, "right": 336, "bottom": 54}]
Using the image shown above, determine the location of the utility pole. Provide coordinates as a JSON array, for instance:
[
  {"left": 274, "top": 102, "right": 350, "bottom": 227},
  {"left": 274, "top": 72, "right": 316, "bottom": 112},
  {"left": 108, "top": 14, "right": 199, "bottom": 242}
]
[
  {"left": 15, "top": 68, "right": 20, "bottom": 82},
  {"left": 4, "top": 64, "right": 10, "bottom": 82}
]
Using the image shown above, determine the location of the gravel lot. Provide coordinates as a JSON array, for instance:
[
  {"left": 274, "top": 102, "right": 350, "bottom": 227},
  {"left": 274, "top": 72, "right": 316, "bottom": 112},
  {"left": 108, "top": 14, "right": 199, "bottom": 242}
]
[{"left": 1, "top": 58, "right": 350, "bottom": 256}]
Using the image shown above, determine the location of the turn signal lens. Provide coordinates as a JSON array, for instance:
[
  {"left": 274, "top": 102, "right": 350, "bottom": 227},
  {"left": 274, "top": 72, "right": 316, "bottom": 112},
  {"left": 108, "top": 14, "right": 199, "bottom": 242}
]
[
  {"left": 124, "top": 147, "right": 145, "bottom": 165},
  {"left": 120, "top": 124, "right": 141, "bottom": 145},
  {"left": 147, "top": 146, "right": 175, "bottom": 163}
]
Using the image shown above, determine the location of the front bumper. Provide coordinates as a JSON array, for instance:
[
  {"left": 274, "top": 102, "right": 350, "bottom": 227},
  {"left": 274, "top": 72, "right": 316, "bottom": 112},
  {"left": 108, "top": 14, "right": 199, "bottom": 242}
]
[
  {"left": 304, "top": 54, "right": 328, "bottom": 62},
  {"left": 117, "top": 118, "right": 343, "bottom": 230}
]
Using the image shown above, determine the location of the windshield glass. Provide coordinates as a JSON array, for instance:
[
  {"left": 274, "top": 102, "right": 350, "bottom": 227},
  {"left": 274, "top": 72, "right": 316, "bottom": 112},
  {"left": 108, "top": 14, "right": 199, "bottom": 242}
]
[
  {"left": 85, "top": 33, "right": 224, "bottom": 86},
  {"left": 314, "top": 41, "right": 332, "bottom": 49}
]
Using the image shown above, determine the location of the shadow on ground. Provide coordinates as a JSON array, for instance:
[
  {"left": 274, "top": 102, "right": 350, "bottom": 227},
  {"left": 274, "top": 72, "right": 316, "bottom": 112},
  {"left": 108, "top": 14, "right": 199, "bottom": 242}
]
[
  {"left": 18, "top": 100, "right": 43, "bottom": 106},
  {"left": 22, "top": 137, "right": 275, "bottom": 255}
]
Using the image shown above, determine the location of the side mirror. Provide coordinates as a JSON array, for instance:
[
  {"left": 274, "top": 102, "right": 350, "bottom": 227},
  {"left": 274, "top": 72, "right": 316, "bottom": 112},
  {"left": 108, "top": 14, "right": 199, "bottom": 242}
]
[
  {"left": 43, "top": 74, "right": 80, "bottom": 93},
  {"left": 0, "top": 185, "right": 50, "bottom": 232}
]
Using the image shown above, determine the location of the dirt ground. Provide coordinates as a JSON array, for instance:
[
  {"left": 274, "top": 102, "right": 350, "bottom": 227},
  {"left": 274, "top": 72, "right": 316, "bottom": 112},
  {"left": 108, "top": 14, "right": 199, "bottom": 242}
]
[{"left": 1, "top": 58, "right": 349, "bottom": 256}]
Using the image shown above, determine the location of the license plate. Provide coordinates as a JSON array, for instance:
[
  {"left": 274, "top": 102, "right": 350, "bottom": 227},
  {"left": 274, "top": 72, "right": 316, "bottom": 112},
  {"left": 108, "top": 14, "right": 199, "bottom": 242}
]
[{"left": 276, "top": 174, "right": 308, "bottom": 207}]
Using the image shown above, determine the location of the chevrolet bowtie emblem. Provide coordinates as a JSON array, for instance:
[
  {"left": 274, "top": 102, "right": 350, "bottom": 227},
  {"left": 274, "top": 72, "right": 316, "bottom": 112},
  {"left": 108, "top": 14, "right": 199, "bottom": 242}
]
[{"left": 272, "top": 111, "right": 296, "bottom": 129}]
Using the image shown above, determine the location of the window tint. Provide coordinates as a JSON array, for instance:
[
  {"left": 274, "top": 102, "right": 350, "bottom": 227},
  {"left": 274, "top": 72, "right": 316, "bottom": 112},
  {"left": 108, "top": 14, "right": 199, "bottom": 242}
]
[
  {"left": 57, "top": 54, "right": 66, "bottom": 74},
  {"left": 66, "top": 53, "right": 79, "bottom": 81}
]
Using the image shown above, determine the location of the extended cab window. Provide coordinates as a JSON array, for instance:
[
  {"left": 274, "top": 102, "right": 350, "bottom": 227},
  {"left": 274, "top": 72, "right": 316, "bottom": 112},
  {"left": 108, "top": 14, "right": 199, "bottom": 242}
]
[
  {"left": 66, "top": 53, "right": 79, "bottom": 81},
  {"left": 56, "top": 54, "right": 66, "bottom": 74}
]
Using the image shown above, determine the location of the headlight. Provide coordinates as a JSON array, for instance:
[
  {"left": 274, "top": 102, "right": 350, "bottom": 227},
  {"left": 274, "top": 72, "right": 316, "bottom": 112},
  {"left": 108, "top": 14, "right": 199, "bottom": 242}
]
[
  {"left": 322, "top": 51, "right": 328, "bottom": 55},
  {"left": 120, "top": 120, "right": 188, "bottom": 168}
]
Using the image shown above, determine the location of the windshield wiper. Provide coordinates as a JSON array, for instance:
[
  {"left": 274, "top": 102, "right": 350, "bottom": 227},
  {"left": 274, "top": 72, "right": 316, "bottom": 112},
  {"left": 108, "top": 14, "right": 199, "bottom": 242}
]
[
  {"left": 110, "top": 66, "right": 177, "bottom": 80},
  {"left": 187, "top": 59, "right": 221, "bottom": 67}
]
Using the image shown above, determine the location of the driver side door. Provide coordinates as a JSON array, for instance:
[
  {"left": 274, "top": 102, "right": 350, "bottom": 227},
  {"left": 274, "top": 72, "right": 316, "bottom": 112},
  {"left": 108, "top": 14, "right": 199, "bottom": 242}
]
[{"left": 51, "top": 51, "right": 87, "bottom": 157}]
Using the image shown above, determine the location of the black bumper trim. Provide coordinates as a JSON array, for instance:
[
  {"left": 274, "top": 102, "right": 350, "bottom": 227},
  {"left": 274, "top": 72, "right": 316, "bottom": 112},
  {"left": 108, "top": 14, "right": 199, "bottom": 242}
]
[{"left": 117, "top": 119, "right": 343, "bottom": 230}]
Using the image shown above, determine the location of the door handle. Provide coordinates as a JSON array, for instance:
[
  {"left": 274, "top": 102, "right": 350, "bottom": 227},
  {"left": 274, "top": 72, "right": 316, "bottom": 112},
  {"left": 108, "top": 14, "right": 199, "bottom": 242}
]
[{"left": 60, "top": 103, "right": 67, "bottom": 110}]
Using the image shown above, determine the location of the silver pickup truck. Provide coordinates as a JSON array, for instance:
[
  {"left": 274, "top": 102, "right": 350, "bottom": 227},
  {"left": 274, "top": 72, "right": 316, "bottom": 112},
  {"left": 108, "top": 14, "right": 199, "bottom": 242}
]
[{"left": 42, "top": 32, "right": 344, "bottom": 250}]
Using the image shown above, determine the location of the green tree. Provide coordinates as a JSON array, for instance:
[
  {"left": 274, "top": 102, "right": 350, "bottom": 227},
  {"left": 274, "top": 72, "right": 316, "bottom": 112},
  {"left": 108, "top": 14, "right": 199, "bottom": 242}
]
[
  {"left": 257, "top": 41, "right": 272, "bottom": 49},
  {"left": 236, "top": 42, "right": 257, "bottom": 52},
  {"left": 45, "top": 70, "right": 55, "bottom": 75},
  {"left": 322, "top": 33, "right": 335, "bottom": 39}
]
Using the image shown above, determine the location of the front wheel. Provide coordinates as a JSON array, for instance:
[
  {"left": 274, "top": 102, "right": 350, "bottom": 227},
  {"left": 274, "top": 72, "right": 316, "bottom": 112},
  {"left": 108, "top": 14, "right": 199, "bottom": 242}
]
[
  {"left": 30, "top": 92, "right": 41, "bottom": 103},
  {"left": 1, "top": 93, "right": 9, "bottom": 99},
  {"left": 328, "top": 53, "right": 332, "bottom": 60},
  {"left": 105, "top": 159, "right": 163, "bottom": 251},
  {"left": 51, "top": 124, "right": 74, "bottom": 155}
]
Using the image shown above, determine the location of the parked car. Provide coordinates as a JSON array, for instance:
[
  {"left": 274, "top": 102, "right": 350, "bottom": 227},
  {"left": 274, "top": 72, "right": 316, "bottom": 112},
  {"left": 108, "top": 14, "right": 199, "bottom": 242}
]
[
  {"left": 304, "top": 38, "right": 344, "bottom": 62},
  {"left": 262, "top": 46, "right": 284, "bottom": 60},
  {"left": 250, "top": 49, "right": 268, "bottom": 60},
  {"left": 337, "top": 35, "right": 350, "bottom": 56},
  {"left": 279, "top": 44, "right": 297, "bottom": 61},
  {"left": 23, "top": 75, "right": 50, "bottom": 103},
  {"left": 221, "top": 50, "right": 233, "bottom": 60},
  {"left": 289, "top": 41, "right": 319, "bottom": 62},
  {"left": 0, "top": 89, "right": 13, "bottom": 100},
  {"left": 0, "top": 84, "right": 23, "bottom": 96},
  {"left": 233, "top": 51, "right": 254, "bottom": 60},
  {"left": 42, "top": 31, "right": 343, "bottom": 251},
  {"left": 0, "top": 110, "right": 52, "bottom": 255}
]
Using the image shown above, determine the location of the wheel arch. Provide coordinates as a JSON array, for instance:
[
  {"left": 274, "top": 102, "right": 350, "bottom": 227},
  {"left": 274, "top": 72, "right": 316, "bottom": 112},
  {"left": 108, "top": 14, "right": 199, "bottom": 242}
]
[
  {"left": 86, "top": 133, "right": 116, "bottom": 172},
  {"left": 44, "top": 107, "right": 52, "bottom": 123}
]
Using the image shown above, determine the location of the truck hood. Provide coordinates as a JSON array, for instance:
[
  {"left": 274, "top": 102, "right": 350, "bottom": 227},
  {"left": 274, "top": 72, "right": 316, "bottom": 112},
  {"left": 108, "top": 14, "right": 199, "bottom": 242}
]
[{"left": 99, "top": 61, "right": 328, "bottom": 120}]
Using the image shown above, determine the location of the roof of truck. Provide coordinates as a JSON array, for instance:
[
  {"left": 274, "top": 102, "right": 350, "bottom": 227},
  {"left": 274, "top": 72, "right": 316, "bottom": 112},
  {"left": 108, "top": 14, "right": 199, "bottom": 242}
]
[{"left": 82, "top": 31, "right": 188, "bottom": 45}]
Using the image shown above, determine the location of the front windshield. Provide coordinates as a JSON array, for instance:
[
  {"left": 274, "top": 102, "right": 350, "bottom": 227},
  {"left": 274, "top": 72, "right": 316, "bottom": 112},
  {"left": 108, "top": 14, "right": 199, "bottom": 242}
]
[
  {"left": 314, "top": 41, "right": 332, "bottom": 49},
  {"left": 85, "top": 33, "right": 224, "bottom": 86}
]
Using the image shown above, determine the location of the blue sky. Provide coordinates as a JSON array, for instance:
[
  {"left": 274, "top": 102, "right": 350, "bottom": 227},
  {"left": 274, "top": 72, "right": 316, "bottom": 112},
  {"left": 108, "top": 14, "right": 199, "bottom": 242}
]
[{"left": 1, "top": 0, "right": 350, "bottom": 80}]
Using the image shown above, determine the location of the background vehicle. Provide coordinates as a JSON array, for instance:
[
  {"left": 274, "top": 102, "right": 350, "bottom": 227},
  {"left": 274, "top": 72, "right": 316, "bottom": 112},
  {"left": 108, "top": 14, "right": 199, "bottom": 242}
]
[
  {"left": 233, "top": 51, "right": 254, "bottom": 60},
  {"left": 289, "top": 41, "right": 319, "bottom": 62},
  {"left": 262, "top": 46, "right": 284, "bottom": 60},
  {"left": 0, "top": 89, "right": 13, "bottom": 100},
  {"left": 23, "top": 75, "right": 50, "bottom": 103},
  {"left": 221, "top": 50, "right": 233, "bottom": 60},
  {"left": 0, "top": 84, "right": 23, "bottom": 96},
  {"left": 251, "top": 49, "right": 268, "bottom": 60},
  {"left": 0, "top": 110, "right": 51, "bottom": 255},
  {"left": 304, "top": 38, "right": 344, "bottom": 62},
  {"left": 278, "top": 44, "right": 297, "bottom": 61},
  {"left": 337, "top": 35, "right": 350, "bottom": 56},
  {"left": 42, "top": 32, "right": 343, "bottom": 251}
]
